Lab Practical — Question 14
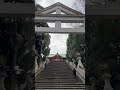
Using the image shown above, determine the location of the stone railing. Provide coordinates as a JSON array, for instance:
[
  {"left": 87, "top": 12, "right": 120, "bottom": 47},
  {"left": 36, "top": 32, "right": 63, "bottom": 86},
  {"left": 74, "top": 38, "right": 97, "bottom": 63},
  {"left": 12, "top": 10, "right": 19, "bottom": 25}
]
[
  {"left": 35, "top": 58, "right": 50, "bottom": 77},
  {"left": 66, "top": 60, "right": 85, "bottom": 83}
]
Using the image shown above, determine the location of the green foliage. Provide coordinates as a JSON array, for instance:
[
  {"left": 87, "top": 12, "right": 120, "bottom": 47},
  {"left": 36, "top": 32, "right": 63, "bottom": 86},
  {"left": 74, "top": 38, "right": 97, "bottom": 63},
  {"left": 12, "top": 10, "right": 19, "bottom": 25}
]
[
  {"left": 18, "top": 50, "right": 35, "bottom": 72},
  {"left": 66, "top": 34, "right": 85, "bottom": 65},
  {"left": 16, "top": 18, "right": 35, "bottom": 72},
  {"left": 43, "top": 47, "right": 50, "bottom": 56},
  {"left": 86, "top": 16, "right": 120, "bottom": 88},
  {"left": 16, "top": 72, "right": 26, "bottom": 85},
  {"left": 42, "top": 33, "right": 50, "bottom": 61},
  {"left": 42, "top": 56, "right": 46, "bottom": 62},
  {"left": 0, "top": 17, "right": 35, "bottom": 89},
  {"left": 35, "top": 23, "right": 51, "bottom": 63}
]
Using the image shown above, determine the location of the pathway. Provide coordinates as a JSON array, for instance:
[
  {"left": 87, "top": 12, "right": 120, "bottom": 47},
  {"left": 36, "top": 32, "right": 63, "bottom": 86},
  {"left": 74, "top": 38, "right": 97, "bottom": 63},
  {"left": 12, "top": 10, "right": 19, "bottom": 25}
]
[{"left": 35, "top": 61, "right": 85, "bottom": 90}]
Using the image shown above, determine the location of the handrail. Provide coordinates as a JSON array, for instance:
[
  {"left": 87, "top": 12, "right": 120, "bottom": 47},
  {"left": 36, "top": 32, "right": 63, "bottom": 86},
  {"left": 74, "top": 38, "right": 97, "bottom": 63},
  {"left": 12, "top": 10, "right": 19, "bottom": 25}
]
[
  {"left": 65, "top": 60, "right": 85, "bottom": 83},
  {"left": 76, "top": 68, "right": 85, "bottom": 81},
  {"left": 35, "top": 61, "right": 50, "bottom": 77}
]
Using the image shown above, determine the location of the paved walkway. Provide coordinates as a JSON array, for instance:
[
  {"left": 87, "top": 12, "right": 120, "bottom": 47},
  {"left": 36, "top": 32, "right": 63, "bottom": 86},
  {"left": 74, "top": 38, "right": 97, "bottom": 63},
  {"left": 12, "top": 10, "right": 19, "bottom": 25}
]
[{"left": 35, "top": 61, "right": 85, "bottom": 90}]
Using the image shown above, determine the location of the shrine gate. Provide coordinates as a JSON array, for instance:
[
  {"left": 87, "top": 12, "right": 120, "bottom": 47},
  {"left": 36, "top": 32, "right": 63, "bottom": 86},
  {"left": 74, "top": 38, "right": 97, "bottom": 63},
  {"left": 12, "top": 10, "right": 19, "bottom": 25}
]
[{"left": 35, "top": 2, "right": 85, "bottom": 33}]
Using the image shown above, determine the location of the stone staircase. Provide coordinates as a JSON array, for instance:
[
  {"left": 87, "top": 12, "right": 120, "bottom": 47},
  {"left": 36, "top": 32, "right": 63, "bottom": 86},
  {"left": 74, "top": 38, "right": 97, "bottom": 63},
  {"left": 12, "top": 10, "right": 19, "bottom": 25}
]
[{"left": 35, "top": 61, "right": 85, "bottom": 90}]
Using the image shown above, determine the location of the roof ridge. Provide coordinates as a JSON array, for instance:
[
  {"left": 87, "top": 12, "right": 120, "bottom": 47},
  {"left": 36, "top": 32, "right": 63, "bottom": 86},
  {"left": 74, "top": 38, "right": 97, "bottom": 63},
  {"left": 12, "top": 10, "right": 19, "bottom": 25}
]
[{"left": 36, "top": 2, "right": 84, "bottom": 15}]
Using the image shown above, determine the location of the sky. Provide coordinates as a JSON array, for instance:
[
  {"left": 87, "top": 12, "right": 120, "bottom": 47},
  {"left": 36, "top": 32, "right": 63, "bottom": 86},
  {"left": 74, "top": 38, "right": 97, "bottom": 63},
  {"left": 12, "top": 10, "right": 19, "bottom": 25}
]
[
  {"left": 49, "top": 33, "right": 68, "bottom": 54},
  {"left": 36, "top": 0, "right": 75, "bottom": 8},
  {"left": 35, "top": 0, "right": 85, "bottom": 13},
  {"left": 35, "top": 0, "right": 85, "bottom": 54}
]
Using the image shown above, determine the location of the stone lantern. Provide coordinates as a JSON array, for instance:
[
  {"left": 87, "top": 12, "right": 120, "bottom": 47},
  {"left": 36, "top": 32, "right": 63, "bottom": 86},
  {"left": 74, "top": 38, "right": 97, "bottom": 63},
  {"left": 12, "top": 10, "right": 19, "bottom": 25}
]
[
  {"left": 102, "top": 64, "right": 113, "bottom": 90},
  {"left": 76, "top": 52, "right": 84, "bottom": 69},
  {"left": 103, "top": 72, "right": 113, "bottom": 90}
]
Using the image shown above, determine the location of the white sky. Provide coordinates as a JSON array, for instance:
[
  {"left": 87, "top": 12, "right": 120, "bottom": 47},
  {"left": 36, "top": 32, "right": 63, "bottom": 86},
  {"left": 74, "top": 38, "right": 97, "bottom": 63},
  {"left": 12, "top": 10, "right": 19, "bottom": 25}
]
[
  {"left": 49, "top": 33, "right": 68, "bottom": 54},
  {"left": 36, "top": 0, "right": 75, "bottom": 8},
  {"left": 35, "top": 0, "right": 85, "bottom": 54}
]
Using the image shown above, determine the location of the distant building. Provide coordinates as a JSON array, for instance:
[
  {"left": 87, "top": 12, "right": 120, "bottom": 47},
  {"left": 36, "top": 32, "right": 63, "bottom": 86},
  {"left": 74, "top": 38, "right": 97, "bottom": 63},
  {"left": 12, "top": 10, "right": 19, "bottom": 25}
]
[{"left": 47, "top": 53, "right": 66, "bottom": 62}]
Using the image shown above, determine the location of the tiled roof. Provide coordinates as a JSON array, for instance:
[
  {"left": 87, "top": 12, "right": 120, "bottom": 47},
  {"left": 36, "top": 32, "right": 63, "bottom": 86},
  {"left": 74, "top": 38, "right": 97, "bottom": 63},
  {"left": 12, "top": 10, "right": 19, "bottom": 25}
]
[{"left": 47, "top": 54, "right": 66, "bottom": 58}]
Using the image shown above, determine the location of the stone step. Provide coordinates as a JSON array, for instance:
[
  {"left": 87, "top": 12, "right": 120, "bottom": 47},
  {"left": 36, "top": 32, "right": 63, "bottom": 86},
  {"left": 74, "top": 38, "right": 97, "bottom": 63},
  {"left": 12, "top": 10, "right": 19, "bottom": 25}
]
[
  {"left": 37, "top": 79, "right": 80, "bottom": 82},
  {"left": 38, "top": 74, "right": 73, "bottom": 76},
  {"left": 36, "top": 74, "right": 75, "bottom": 76},
  {"left": 35, "top": 84, "right": 85, "bottom": 87},
  {"left": 37, "top": 81, "right": 77, "bottom": 83},
  {"left": 35, "top": 87, "right": 85, "bottom": 89},
  {"left": 39, "top": 73, "right": 73, "bottom": 74},
  {"left": 40, "top": 71, "right": 72, "bottom": 72},
  {"left": 36, "top": 85, "right": 84, "bottom": 88},
  {"left": 40, "top": 72, "right": 73, "bottom": 74},
  {"left": 35, "top": 81, "right": 79, "bottom": 83},
  {"left": 36, "top": 76, "right": 75, "bottom": 79},
  {"left": 36, "top": 79, "right": 78, "bottom": 81},
  {"left": 46, "top": 65, "right": 69, "bottom": 67},
  {"left": 35, "top": 61, "right": 84, "bottom": 90},
  {"left": 35, "top": 88, "right": 85, "bottom": 90},
  {"left": 36, "top": 77, "right": 80, "bottom": 81},
  {"left": 44, "top": 69, "right": 71, "bottom": 71},
  {"left": 40, "top": 71, "right": 72, "bottom": 73},
  {"left": 43, "top": 69, "right": 71, "bottom": 70},
  {"left": 45, "top": 68, "right": 70, "bottom": 69},
  {"left": 39, "top": 73, "right": 73, "bottom": 75},
  {"left": 44, "top": 68, "right": 70, "bottom": 69},
  {"left": 36, "top": 77, "right": 76, "bottom": 79},
  {"left": 46, "top": 65, "right": 68, "bottom": 66},
  {"left": 43, "top": 66, "right": 70, "bottom": 67},
  {"left": 35, "top": 82, "right": 84, "bottom": 85}
]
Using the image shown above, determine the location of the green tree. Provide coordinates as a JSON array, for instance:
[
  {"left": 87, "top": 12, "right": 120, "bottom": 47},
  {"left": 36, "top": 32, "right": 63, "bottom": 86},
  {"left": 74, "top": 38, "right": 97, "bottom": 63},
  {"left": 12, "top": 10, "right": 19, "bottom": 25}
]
[
  {"left": 66, "top": 34, "right": 85, "bottom": 66},
  {"left": 0, "top": 17, "right": 35, "bottom": 90},
  {"left": 86, "top": 16, "right": 120, "bottom": 89},
  {"left": 35, "top": 23, "right": 51, "bottom": 63}
]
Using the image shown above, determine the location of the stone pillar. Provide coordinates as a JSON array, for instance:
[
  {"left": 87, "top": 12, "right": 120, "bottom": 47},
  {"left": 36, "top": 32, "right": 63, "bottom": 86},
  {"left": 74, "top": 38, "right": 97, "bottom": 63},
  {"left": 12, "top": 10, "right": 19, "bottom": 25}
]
[
  {"left": 103, "top": 73, "right": 113, "bottom": 90},
  {"left": 55, "top": 8, "right": 61, "bottom": 28},
  {"left": 0, "top": 70, "right": 7, "bottom": 90},
  {"left": 82, "top": 20, "right": 85, "bottom": 27},
  {"left": 55, "top": 21, "right": 61, "bottom": 28},
  {"left": 83, "top": 20, "right": 85, "bottom": 27}
]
